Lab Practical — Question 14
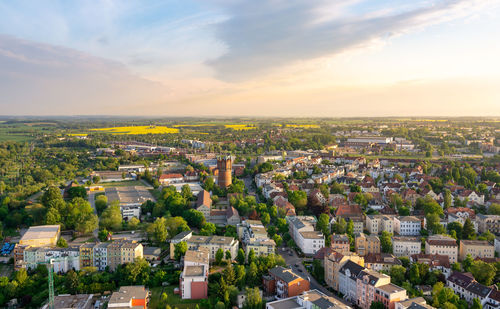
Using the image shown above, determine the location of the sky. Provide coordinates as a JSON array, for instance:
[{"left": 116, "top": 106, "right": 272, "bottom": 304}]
[{"left": 1, "top": 0, "right": 500, "bottom": 117}]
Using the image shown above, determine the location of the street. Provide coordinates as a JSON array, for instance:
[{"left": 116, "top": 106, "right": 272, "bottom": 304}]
[
  {"left": 88, "top": 191, "right": 99, "bottom": 239},
  {"left": 278, "top": 247, "right": 353, "bottom": 307}
]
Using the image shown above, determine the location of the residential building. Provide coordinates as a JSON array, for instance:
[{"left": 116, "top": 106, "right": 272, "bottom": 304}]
[
  {"left": 184, "top": 248, "right": 210, "bottom": 268},
  {"left": 169, "top": 231, "right": 193, "bottom": 258},
  {"left": 324, "top": 251, "right": 364, "bottom": 291},
  {"left": 196, "top": 190, "right": 240, "bottom": 226},
  {"left": 79, "top": 243, "right": 94, "bottom": 269},
  {"left": 425, "top": 235, "right": 458, "bottom": 263},
  {"left": 184, "top": 234, "right": 239, "bottom": 261},
  {"left": 288, "top": 216, "right": 325, "bottom": 255},
  {"left": 263, "top": 266, "right": 310, "bottom": 299},
  {"left": 41, "top": 294, "right": 94, "bottom": 309},
  {"left": 410, "top": 254, "right": 451, "bottom": 278},
  {"left": 366, "top": 215, "right": 394, "bottom": 235},
  {"left": 266, "top": 289, "right": 352, "bottom": 309},
  {"left": 356, "top": 269, "right": 391, "bottom": 309},
  {"left": 459, "top": 240, "right": 494, "bottom": 261},
  {"left": 143, "top": 246, "right": 161, "bottom": 261},
  {"left": 24, "top": 246, "right": 80, "bottom": 273},
  {"left": 446, "top": 272, "right": 496, "bottom": 306},
  {"left": 394, "top": 217, "right": 421, "bottom": 236},
  {"left": 180, "top": 265, "right": 208, "bottom": 299},
  {"left": 395, "top": 297, "right": 435, "bottom": 309},
  {"left": 331, "top": 234, "right": 350, "bottom": 254},
  {"left": 364, "top": 253, "right": 402, "bottom": 272},
  {"left": 108, "top": 286, "right": 148, "bottom": 309},
  {"left": 196, "top": 190, "right": 212, "bottom": 219},
  {"left": 476, "top": 214, "right": 500, "bottom": 234},
  {"left": 159, "top": 173, "right": 184, "bottom": 185},
  {"left": 392, "top": 237, "right": 421, "bottom": 257},
  {"left": 338, "top": 260, "right": 365, "bottom": 302},
  {"left": 495, "top": 236, "right": 500, "bottom": 256},
  {"left": 237, "top": 220, "right": 276, "bottom": 258},
  {"left": 355, "top": 233, "right": 381, "bottom": 256},
  {"left": 374, "top": 284, "right": 408, "bottom": 309}
]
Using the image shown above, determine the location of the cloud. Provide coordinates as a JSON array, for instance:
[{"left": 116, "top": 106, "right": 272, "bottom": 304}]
[
  {"left": 0, "top": 35, "right": 170, "bottom": 115},
  {"left": 208, "top": 0, "right": 494, "bottom": 81}
]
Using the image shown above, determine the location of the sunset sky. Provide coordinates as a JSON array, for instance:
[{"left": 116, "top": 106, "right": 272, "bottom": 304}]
[{"left": 1, "top": 0, "right": 499, "bottom": 116}]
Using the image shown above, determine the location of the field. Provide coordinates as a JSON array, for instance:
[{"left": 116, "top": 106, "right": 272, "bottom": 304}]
[
  {"left": 149, "top": 286, "right": 199, "bottom": 309},
  {"left": 90, "top": 126, "right": 179, "bottom": 135},
  {"left": 224, "top": 124, "right": 256, "bottom": 130},
  {"left": 286, "top": 124, "right": 320, "bottom": 128}
]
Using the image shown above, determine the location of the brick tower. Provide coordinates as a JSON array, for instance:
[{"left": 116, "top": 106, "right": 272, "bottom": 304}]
[{"left": 217, "top": 155, "right": 232, "bottom": 188}]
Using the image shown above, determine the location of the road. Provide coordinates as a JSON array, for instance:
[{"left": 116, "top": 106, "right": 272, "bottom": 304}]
[
  {"left": 88, "top": 191, "right": 99, "bottom": 239},
  {"left": 278, "top": 247, "right": 353, "bottom": 307}
]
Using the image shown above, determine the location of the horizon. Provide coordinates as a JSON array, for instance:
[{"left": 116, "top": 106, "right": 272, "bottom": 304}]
[{"left": 1, "top": 1, "right": 500, "bottom": 116}]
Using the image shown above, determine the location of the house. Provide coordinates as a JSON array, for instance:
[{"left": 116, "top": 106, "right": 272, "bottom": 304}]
[
  {"left": 330, "top": 234, "right": 350, "bottom": 254},
  {"left": 184, "top": 235, "right": 239, "bottom": 261},
  {"left": 324, "top": 251, "right": 364, "bottom": 291},
  {"left": 263, "top": 266, "right": 310, "bottom": 299},
  {"left": 108, "top": 286, "right": 148, "bottom": 309},
  {"left": 392, "top": 236, "right": 421, "bottom": 257},
  {"left": 196, "top": 190, "right": 212, "bottom": 219},
  {"left": 338, "top": 260, "right": 365, "bottom": 302},
  {"left": 143, "top": 246, "right": 161, "bottom": 261},
  {"left": 458, "top": 190, "right": 484, "bottom": 204},
  {"left": 394, "top": 217, "right": 421, "bottom": 236},
  {"left": 355, "top": 233, "right": 381, "bottom": 257},
  {"left": 364, "top": 253, "right": 402, "bottom": 272},
  {"left": 425, "top": 235, "right": 458, "bottom": 263},
  {"left": 366, "top": 215, "right": 394, "bottom": 235},
  {"left": 459, "top": 240, "right": 494, "bottom": 261},
  {"left": 356, "top": 269, "right": 391, "bottom": 309}
]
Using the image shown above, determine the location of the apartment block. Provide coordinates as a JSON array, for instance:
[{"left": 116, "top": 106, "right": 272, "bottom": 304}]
[
  {"left": 425, "top": 235, "right": 458, "bottom": 263},
  {"left": 331, "top": 234, "right": 350, "bottom": 254},
  {"left": 263, "top": 266, "right": 310, "bottom": 299},
  {"left": 394, "top": 216, "right": 421, "bottom": 236},
  {"left": 237, "top": 220, "right": 276, "bottom": 258},
  {"left": 459, "top": 240, "right": 494, "bottom": 261},
  {"left": 476, "top": 214, "right": 500, "bottom": 234},
  {"left": 288, "top": 216, "right": 325, "bottom": 255},
  {"left": 392, "top": 236, "right": 421, "bottom": 257},
  {"left": 355, "top": 233, "right": 381, "bottom": 256},
  {"left": 324, "top": 251, "right": 364, "bottom": 291},
  {"left": 184, "top": 234, "right": 239, "bottom": 261},
  {"left": 108, "top": 286, "right": 148, "bottom": 309},
  {"left": 366, "top": 215, "right": 394, "bottom": 235}
]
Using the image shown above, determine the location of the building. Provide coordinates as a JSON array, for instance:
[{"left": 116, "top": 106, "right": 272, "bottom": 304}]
[
  {"left": 143, "top": 246, "right": 161, "bottom": 261},
  {"left": 79, "top": 240, "right": 143, "bottom": 271},
  {"left": 425, "top": 235, "right": 458, "bottom": 263},
  {"left": 41, "top": 294, "right": 94, "bottom": 309},
  {"left": 331, "top": 234, "right": 350, "bottom": 254},
  {"left": 446, "top": 272, "right": 497, "bottom": 306},
  {"left": 169, "top": 231, "right": 193, "bottom": 258},
  {"left": 355, "top": 233, "right": 381, "bottom": 256},
  {"left": 196, "top": 190, "right": 212, "bottom": 219},
  {"left": 374, "top": 284, "right": 408, "bottom": 309},
  {"left": 159, "top": 173, "right": 184, "bottom": 185},
  {"left": 24, "top": 246, "right": 80, "bottom": 273},
  {"left": 366, "top": 215, "right": 394, "bottom": 235},
  {"left": 392, "top": 237, "right": 421, "bottom": 257},
  {"left": 237, "top": 220, "right": 276, "bottom": 258},
  {"left": 108, "top": 286, "right": 148, "bottom": 309},
  {"left": 263, "top": 266, "right": 310, "bottom": 299},
  {"left": 495, "top": 237, "right": 500, "bottom": 256},
  {"left": 180, "top": 265, "right": 208, "bottom": 299},
  {"left": 324, "top": 251, "right": 364, "bottom": 291},
  {"left": 183, "top": 234, "right": 239, "bottom": 261},
  {"left": 395, "top": 297, "right": 435, "bottom": 309},
  {"left": 364, "top": 253, "right": 402, "bottom": 272},
  {"left": 184, "top": 248, "right": 210, "bottom": 268},
  {"left": 266, "top": 289, "right": 352, "bottom": 309},
  {"left": 476, "top": 214, "right": 500, "bottom": 234},
  {"left": 410, "top": 254, "right": 451, "bottom": 278},
  {"left": 105, "top": 186, "right": 155, "bottom": 219},
  {"left": 196, "top": 190, "right": 240, "bottom": 226},
  {"left": 357, "top": 269, "right": 407, "bottom": 309},
  {"left": 338, "top": 260, "right": 365, "bottom": 302},
  {"left": 394, "top": 217, "right": 421, "bottom": 236},
  {"left": 19, "top": 225, "right": 61, "bottom": 247},
  {"left": 288, "top": 216, "right": 325, "bottom": 255},
  {"left": 459, "top": 240, "right": 494, "bottom": 261},
  {"left": 217, "top": 156, "right": 232, "bottom": 188}
]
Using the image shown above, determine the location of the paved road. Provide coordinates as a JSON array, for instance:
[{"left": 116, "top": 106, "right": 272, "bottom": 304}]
[
  {"left": 88, "top": 192, "right": 99, "bottom": 239},
  {"left": 278, "top": 247, "right": 353, "bottom": 307}
]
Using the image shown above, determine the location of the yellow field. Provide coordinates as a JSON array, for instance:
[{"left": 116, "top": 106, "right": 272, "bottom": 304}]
[
  {"left": 225, "top": 124, "right": 257, "bottom": 130},
  {"left": 90, "top": 126, "right": 179, "bottom": 135},
  {"left": 68, "top": 133, "right": 88, "bottom": 137},
  {"left": 172, "top": 124, "right": 216, "bottom": 127},
  {"left": 286, "top": 124, "right": 320, "bottom": 128}
]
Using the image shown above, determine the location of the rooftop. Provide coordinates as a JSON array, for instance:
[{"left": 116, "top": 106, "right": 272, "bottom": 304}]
[
  {"left": 21, "top": 225, "right": 60, "bottom": 241},
  {"left": 183, "top": 265, "right": 206, "bottom": 277},
  {"left": 108, "top": 286, "right": 148, "bottom": 305}
]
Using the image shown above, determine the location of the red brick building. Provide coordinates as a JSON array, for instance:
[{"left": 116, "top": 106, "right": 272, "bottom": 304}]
[{"left": 263, "top": 266, "right": 310, "bottom": 299}]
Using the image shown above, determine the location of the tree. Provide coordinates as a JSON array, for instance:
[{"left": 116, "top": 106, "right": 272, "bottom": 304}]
[
  {"left": 223, "top": 265, "right": 235, "bottom": 285},
  {"left": 272, "top": 234, "right": 283, "bottom": 247},
  {"left": 447, "top": 222, "right": 463, "bottom": 240},
  {"left": 409, "top": 263, "right": 421, "bottom": 285},
  {"left": 128, "top": 217, "right": 140, "bottom": 229},
  {"left": 65, "top": 270, "right": 79, "bottom": 294},
  {"left": 225, "top": 250, "right": 232, "bottom": 261},
  {"left": 174, "top": 241, "right": 187, "bottom": 261},
  {"left": 261, "top": 212, "right": 270, "bottom": 226},
  {"left": 470, "top": 260, "right": 496, "bottom": 285},
  {"left": 426, "top": 213, "right": 445, "bottom": 234},
  {"left": 443, "top": 189, "right": 452, "bottom": 208},
  {"left": 100, "top": 204, "right": 122, "bottom": 230},
  {"left": 200, "top": 222, "right": 216, "bottom": 236},
  {"left": 489, "top": 203, "right": 500, "bottom": 215},
  {"left": 98, "top": 228, "right": 111, "bottom": 242},
  {"left": 346, "top": 219, "right": 354, "bottom": 236},
  {"left": 370, "top": 302, "right": 385, "bottom": 309},
  {"left": 462, "top": 218, "right": 476, "bottom": 240},
  {"left": 462, "top": 254, "right": 474, "bottom": 272},
  {"left": 243, "top": 287, "right": 262, "bottom": 309},
  {"left": 164, "top": 216, "right": 190, "bottom": 238},
  {"left": 57, "top": 237, "right": 68, "bottom": 248},
  {"left": 471, "top": 298, "right": 482, "bottom": 309},
  {"left": 95, "top": 195, "right": 108, "bottom": 214},
  {"left": 41, "top": 186, "right": 63, "bottom": 207},
  {"left": 67, "top": 186, "right": 87, "bottom": 199},
  {"left": 183, "top": 209, "right": 205, "bottom": 229},
  {"left": 317, "top": 213, "right": 330, "bottom": 235},
  {"left": 237, "top": 249, "right": 245, "bottom": 265},
  {"left": 247, "top": 249, "right": 256, "bottom": 265},
  {"left": 148, "top": 217, "right": 167, "bottom": 244},
  {"left": 46, "top": 207, "right": 61, "bottom": 225},
  {"left": 288, "top": 190, "right": 308, "bottom": 211},
  {"left": 181, "top": 184, "right": 193, "bottom": 200},
  {"left": 215, "top": 248, "right": 224, "bottom": 265},
  {"left": 381, "top": 231, "right": 392, "bottom": 253},
  {"left": 123, "top": 257, "right": 150, "bottom": 285},
  {"left": 333, "top": 217, "right": 347, "bottom": 234},
  {"left": 390, "top": 265, "right": 406, "bottom": 286}
]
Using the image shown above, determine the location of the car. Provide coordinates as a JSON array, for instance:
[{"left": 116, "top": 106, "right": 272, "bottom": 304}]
[
  {"left": 297, "top": 268, "right": 303, "bottom": 272},
  {"left": 294, "top": 264, "right": 299, "bottom": 267},
  {"left": 289, "top": 252, "right": 293, "bottom": 256}
]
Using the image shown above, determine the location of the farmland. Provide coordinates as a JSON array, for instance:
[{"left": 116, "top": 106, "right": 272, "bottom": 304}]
[
  {"left": 90, "top": 125, "right": 179, "bottom": 135},
  {"left": 224, "top": 124, "right": 256, "bottom": 130}
]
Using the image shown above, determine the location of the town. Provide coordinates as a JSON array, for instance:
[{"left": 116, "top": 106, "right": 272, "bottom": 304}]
[{"left": 0, "top": 118, "right": 498, "bottom": 309}]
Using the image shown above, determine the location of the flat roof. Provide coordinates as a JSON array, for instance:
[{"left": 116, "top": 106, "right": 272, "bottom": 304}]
[{"left": 21, "top": 225, "right": 60, "bottom": 241}]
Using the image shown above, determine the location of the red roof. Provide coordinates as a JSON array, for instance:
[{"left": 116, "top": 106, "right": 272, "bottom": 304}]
[{"left": 159, "top": 173, "right": 183, "bottom": 180}]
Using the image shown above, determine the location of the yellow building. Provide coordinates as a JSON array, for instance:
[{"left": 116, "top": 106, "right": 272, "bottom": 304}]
[
  {"left": 355, "top": 233, "right": 380, "bottom": 256},
  {"left": 324, "top": 251, "right": 364, "bottom": 291},
  {"left": 79, "top": 243, "right": 95, "bottom": 268},
  {"left": 459, "top": 240, "right": 494, "bottom": 261},
  {"left": 120, "top": 241, "right": 144, "bottom": 264},
  {"left": 19, "top": 225, "right": 60, "bottom": 247}
]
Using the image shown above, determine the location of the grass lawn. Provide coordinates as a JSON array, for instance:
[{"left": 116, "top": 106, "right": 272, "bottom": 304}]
[
  {"left": 97, "top": 180, "right": 145, "bottom": 187},
  {"left": 149, "top": 286, "right": 200, "bottom": 309}
]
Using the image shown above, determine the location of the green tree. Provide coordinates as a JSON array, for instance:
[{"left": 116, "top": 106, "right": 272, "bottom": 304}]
[
  {"left": 237, "top": 248, "right": 246, "bottom": 265},
  {"left": 174, "top": 241, "right": 187, "bottom": 261},
  {"left": 317, "top": 213, "right": 330, "bottom": 235},
  {"left": 183, "top": 209, "right": 205, "bottom": 229},
  {"left": 443, "top": 189, "right": 452, "bottom": 208},
  {"left": 381, "top": 231, "right": 392, "bottom": 253},
  {"left": 409, "top": 263, "right": 421, "bottom": 285},
  {"left": 390, "top": 265, "right": 406, "bottom": 286},
  {"left": 247, "top": 262, "right": 259, "bottom": 286},
  {"left": 215, "top": 248, "right": 224, "bottom": 265},
  {"left": 370, "top": 302, "right": 385, "bottom": 309},
  {"left": 462, "top": 254, "right": 474, "bottom": 272},
  {"left": 261, "top": 212, "right": 270, "bottom": 226},
  {"left": 462, "top": 218, "right": 476, "bottom": 240},
  {"left": 272, "top": 234, "right": 283, "bottom": 247},
  {"left": 248, "top": 249, "right": 256, "bottom": 265},
  {"left": 225, "top": 250, "right": 232, "bottom": 261},
  {"left": 128, "top": 217, "right": 140, "bottom": 229},
  {"left": 200, "top": 222, "right": 216, "bottom": 236},
  {"left": 489, "top": 203, "right": 500, "bottom": 215},
  {"left": 243, "top": 287, "right": 262, "bottom": 309},
  {"left": 65, "top": 270, "right": 79, "bottom": 294},
  {"left": 471, "top": 298, "right": 482, "bottom": 309},
  {"left": 148, "top": 217, "right": 167, "bottom": 244},
  {"left": 100, "top": 203, "right": 122, "bottom": 231},
  {"left": 95, "top": 194, "right": 108, "bottom": 215},
  {"left": 223, "top": 265, "right": 235, "bottom": 285},
  {"left": 57, "top": 237, "right": 68, "bottom": 248},
  {"left": 288, "top": 190, "right": 308, "bottom": 212},
  {"left": 447, "top": 222, "right": 463, "bottom": 240},
  {"left": 470, "top": 260, "right": 496, "bottom": 285}
]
